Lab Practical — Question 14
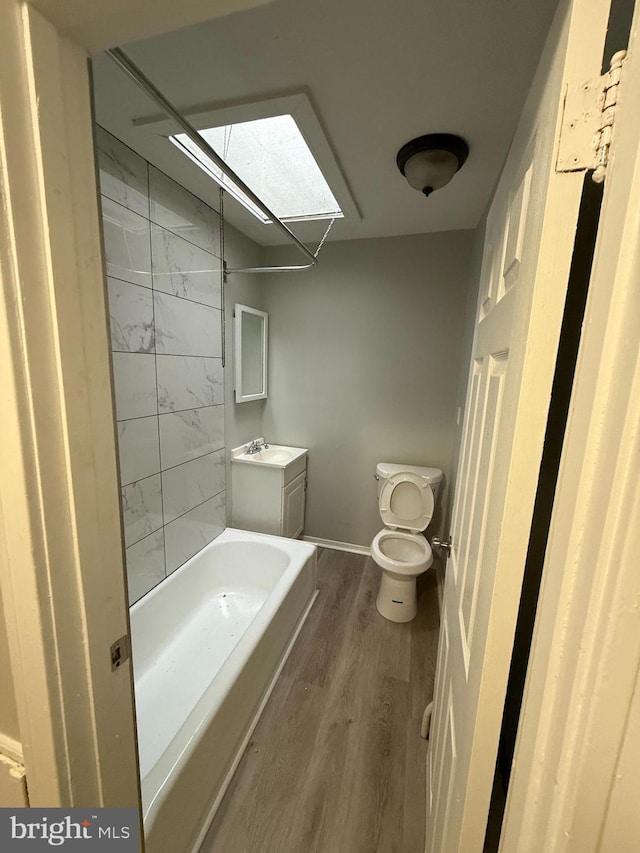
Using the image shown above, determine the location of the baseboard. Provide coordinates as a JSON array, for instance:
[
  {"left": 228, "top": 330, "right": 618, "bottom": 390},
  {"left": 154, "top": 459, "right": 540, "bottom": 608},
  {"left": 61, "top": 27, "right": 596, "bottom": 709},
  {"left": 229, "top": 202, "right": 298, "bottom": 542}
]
[
  {"left": 189, "top": 589, "right": 319, "bottom": 853},
  {"left": 303, "top": 536, "right": 371, "bottom": 557}
]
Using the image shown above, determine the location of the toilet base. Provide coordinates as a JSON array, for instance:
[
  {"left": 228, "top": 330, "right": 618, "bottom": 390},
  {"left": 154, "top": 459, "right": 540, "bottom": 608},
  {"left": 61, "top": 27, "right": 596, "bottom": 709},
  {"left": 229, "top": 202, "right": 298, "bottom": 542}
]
[{"left": 376, "top": 571, "right": 418, "bottom": 623}]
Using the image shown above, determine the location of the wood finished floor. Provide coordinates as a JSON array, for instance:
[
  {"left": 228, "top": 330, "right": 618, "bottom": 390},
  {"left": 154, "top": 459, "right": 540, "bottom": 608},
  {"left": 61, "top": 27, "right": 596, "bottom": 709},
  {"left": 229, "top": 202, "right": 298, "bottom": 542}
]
[{"left": 200, "top": 548, "right": 440, "bottom": 853}]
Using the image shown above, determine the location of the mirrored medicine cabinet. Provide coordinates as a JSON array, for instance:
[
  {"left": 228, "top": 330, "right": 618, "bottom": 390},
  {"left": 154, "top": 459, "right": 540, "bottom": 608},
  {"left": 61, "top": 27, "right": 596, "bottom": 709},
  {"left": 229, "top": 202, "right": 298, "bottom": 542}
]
[{"left": 234, "top": 304, "right": 268, "bottom": 403}]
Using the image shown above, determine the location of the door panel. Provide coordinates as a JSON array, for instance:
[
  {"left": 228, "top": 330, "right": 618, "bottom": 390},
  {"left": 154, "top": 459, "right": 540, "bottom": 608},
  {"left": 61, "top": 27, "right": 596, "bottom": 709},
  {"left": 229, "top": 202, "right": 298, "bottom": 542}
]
[
  {"left": 431, "top": 622, "right": 452, "bottom": 839},
  {"left": 432, "top": 689, "right": 457, "bottom": 853},
  {"left": 502, "top": 164, "right": 533, "bottom": 296},
  {"left": 461, "top": 352, "right": 508, "bottom": 649},
  {"left": 452, "top": 360, "right": 483, "bottom": 587}
]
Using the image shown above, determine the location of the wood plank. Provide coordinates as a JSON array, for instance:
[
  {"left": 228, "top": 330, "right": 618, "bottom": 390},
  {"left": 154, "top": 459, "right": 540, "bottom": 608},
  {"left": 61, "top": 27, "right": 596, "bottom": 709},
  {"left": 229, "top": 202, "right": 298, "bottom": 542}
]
[
  {"left": 410, "top": 566, "right": 441, "bottom": 720},
  {"left": 281, "top": 549, "right": 363, "bottom": 688},
  {"left": 200, "top": 547, "right": 439, "bottom": 853}
]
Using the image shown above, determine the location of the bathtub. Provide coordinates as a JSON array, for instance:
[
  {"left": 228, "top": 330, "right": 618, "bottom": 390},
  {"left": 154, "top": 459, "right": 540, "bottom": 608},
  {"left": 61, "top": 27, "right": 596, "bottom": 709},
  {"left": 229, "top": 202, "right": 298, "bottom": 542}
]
[{"left": 129, "top": 527, "right": 318, "bottom": 853}]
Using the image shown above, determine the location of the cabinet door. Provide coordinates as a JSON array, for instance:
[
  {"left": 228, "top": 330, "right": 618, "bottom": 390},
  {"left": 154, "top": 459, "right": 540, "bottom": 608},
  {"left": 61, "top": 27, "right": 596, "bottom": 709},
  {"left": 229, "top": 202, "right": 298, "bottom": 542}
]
[{"left": 282, "top": 471, "right": 306, "bottom": 539}]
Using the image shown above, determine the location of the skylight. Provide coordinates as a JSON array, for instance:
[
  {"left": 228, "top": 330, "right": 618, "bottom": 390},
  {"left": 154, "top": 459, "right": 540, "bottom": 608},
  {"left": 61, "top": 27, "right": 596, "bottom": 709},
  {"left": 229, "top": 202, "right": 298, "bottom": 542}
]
[{"left": 170, "top": 115, "right": 344, "bottom": 224}]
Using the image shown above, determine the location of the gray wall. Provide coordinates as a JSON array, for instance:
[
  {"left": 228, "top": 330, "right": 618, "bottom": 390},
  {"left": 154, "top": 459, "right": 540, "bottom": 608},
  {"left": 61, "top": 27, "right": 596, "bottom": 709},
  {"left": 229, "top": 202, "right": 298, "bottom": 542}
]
[
  {"left": 260, "top": 231, "right": 476, "bottom": 549},
  {"left": 223, "top": 226, "right": 267, "bottom": 452}
]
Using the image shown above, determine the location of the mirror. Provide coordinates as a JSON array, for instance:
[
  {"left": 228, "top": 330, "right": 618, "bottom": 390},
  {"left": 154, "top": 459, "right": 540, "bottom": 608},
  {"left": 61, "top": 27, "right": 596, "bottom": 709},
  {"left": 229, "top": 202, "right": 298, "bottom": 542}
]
[{"left": 234, "top": 304, "right": 268, "bottom": 402}]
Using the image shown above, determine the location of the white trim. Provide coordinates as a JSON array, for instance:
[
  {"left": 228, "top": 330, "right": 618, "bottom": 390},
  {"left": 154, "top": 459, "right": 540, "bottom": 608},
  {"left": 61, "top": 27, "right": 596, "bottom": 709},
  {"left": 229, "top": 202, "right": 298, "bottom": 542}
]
[
  {"left": 0, "top": 2, "right": 139, "bottom": 808},
  {"left": 135, "top": 91, "right": 360, "bottom": 223},
  {"left": 188, "top": 589, "right": 319, "bottom": 853},
  {"left": 234, "top": 304, "right": 268, "bottom": 402},
  {"left": 303, "top": 536, "right": 371, "bottom": 557}
]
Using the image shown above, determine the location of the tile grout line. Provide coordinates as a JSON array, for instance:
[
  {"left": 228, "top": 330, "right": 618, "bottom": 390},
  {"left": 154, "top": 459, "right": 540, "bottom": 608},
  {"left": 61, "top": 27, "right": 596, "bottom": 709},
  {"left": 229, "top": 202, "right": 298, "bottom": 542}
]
[
  {"left": 118, "top": 401, "right": 224, "bottom": 418},
  {"left": 161, "top": 443, "right": 226, "bottom": 475},
  {"left": 97, "top": 124, "right": 222, "bottom": 218},
  {"left": 145, "top": 159, "right": 169, "bottom": 586},
  {"left": 113, "top": 346, "right": 220, "bottom": 360},
  {"left": 120, "top": 447, "right": 225, "bottom": 485},
  {"left": 117, "top": 398, "right": 224, "bottom": 421},
  {"left": 153, "top": 289, "right": 222, "bottom": 313},
  {"left": 126, "top": 488, "right": 227, "bottom": 551},
  {"left": 163, "top": 488, "right": 226, "bottom": 531},
  {"left": 106, "top": 269, "right": 223, "bottom": 312},
  {"left": 115, "top": 345, "right": 220, "bottom": 360},
  {"left": 151, "top": 218, "right": 223, "bottom": 262},
  {"left": 101, "top": 190, "right": 223, "bottom": 261}
]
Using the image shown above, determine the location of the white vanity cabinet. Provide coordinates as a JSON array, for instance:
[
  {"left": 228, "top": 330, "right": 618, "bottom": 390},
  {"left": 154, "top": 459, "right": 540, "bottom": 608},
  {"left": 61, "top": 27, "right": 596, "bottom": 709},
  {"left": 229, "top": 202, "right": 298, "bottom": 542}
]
[{"left": 231, "top": 442, "right": 308, "bottom": 539}]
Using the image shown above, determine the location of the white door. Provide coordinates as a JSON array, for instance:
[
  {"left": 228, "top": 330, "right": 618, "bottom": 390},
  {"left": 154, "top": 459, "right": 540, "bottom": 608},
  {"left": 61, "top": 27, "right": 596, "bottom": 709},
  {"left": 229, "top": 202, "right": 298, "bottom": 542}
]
[{"left": 426, "top": 1, "right": 615, "bottom": 850}]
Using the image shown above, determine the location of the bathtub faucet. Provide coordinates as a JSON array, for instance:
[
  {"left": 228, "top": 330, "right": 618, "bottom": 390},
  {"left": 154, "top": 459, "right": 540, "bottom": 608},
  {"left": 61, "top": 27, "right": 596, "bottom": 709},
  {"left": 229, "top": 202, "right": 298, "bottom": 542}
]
[{"left": 246, "top": 438, "right": 269, "bottom": 454}]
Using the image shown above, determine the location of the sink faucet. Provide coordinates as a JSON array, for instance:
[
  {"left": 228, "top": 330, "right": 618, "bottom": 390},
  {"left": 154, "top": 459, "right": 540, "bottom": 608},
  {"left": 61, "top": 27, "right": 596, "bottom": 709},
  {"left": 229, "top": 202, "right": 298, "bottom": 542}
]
[{"left": 246, "top": 438, "right": 269, "bottom": 454}]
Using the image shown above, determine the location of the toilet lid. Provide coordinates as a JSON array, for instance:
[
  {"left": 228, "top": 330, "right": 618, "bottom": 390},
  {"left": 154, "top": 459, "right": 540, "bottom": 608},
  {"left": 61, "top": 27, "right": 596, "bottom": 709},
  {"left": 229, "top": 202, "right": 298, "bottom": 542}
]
[{"left": 379, "top": 472, "right": 435, "bottom": 533}]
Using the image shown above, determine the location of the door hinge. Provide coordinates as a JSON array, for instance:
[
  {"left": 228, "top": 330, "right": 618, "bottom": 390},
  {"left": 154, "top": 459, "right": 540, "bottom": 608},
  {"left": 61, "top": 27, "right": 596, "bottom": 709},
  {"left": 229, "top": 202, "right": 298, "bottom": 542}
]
[{"left": 556, "top": 50, "right": 626, "bottom": 183}]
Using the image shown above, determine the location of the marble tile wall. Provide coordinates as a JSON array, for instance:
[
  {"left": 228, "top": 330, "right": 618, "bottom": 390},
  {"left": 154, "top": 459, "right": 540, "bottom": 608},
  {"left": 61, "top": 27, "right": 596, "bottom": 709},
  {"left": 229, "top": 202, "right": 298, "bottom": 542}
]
[{"left": 97, "top": 126, "right": 226, "bottom": 604}]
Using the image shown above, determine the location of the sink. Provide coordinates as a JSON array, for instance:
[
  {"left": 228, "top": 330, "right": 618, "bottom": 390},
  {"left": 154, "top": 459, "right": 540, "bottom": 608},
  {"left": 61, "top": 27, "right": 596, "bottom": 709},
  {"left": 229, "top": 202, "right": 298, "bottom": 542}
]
[
  {"left": 246, "top": 447, "right": 298, "bottom": 465},
  {"left": 231, "top": 440, "right": 309, "bottom": 537},
  {"left": 232, "top": 440, "right": 308, "bottom": 469}
]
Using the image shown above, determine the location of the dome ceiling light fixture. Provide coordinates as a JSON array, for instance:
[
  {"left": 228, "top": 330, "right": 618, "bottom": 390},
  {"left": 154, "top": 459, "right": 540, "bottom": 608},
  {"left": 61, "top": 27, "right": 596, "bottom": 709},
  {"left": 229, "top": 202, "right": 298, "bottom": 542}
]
[{"left": 396, "top": 133, "right": 469, "bottom": 197}]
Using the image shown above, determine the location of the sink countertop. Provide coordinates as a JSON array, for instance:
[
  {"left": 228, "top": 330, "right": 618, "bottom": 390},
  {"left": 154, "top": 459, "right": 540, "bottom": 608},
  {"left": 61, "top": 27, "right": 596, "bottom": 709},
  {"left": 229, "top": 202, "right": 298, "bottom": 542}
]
[{"left": 231, "top": 442, "right": 308, "bottom": 469}]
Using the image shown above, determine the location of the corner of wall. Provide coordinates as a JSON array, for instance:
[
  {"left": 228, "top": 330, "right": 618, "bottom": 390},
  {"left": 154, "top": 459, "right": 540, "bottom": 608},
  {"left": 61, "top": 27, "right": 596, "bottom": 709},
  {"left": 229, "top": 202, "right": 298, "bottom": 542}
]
[{"left": 222, "top": 222, "right": 269, "bottom": 526}]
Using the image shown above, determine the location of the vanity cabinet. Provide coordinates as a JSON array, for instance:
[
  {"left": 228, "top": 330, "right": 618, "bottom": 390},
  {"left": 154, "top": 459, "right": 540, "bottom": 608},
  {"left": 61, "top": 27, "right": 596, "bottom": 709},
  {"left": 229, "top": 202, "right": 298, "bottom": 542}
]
[{"left": 231, "top": 444, "right": 308, "bottom": 539}]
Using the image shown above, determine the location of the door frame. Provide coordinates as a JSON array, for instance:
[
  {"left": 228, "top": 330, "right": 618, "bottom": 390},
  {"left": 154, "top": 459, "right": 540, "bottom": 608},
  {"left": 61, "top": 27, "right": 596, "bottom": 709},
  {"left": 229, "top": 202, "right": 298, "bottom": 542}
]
[
  {"left": 0, "top": 1, "right": 142, "bottom": 806},
  {"left": 0, "top": 0, "right": 275, "bottom": 811},
  {"left": 0, "top": 0, "right": 638, "bottom": 843}
]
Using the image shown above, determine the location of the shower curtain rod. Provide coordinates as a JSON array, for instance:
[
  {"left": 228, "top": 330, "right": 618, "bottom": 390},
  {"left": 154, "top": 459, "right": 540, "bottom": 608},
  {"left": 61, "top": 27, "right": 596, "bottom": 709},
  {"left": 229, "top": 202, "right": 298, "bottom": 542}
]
[{"left": 105, "top": 48, "right": 319, "bottom": 274}]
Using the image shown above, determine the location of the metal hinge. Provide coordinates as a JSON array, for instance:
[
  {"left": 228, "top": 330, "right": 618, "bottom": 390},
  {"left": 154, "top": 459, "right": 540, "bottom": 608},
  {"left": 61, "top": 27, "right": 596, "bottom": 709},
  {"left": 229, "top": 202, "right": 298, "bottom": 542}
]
[
  {"left": 110, "top": 634, "right": 131, "bottom": 671},
  {"left": 556, "top": 50, "right": 626, "bottom": 183}
]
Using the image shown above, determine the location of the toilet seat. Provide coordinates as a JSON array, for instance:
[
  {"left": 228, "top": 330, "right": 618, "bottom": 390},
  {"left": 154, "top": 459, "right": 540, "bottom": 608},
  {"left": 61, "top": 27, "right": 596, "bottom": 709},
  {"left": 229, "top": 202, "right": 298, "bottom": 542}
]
[
  {"left": 378, "top": 471, "right": 434, "bottom": 532},
  {"left": 371, "top": 528, "right": 433, "bottom": 576}
]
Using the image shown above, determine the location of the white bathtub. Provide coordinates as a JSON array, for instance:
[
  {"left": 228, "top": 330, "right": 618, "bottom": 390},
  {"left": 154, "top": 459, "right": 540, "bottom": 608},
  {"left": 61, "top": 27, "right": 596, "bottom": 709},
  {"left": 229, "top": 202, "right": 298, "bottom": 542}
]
[{"left": 129, "top": 527, "right": 317, "bottom": 853}]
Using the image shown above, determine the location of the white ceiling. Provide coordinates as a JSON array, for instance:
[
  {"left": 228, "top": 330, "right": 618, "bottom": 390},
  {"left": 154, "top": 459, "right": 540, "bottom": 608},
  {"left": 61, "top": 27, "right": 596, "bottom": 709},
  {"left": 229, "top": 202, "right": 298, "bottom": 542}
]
[
  {"left": 31, "top": 0, "right": 272, "bottom": 52},
  {"left": 92, "top": 0, "right": 560, "bottom": 247}
]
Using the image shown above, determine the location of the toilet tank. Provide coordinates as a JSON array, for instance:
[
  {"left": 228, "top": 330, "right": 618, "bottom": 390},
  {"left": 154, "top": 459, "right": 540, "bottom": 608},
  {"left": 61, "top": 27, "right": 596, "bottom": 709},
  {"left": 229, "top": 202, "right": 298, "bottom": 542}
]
[{"left": 376, "top": 462, "right": 443, "bottom": 504}]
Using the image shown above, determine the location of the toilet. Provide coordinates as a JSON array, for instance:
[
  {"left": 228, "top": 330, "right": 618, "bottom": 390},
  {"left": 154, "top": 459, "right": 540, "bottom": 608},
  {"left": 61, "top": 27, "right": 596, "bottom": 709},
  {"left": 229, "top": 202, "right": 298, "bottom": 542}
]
[{"left": 371, "top": 462, "right": 443, "bottom": 623}]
